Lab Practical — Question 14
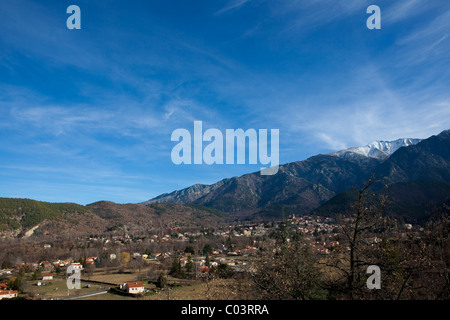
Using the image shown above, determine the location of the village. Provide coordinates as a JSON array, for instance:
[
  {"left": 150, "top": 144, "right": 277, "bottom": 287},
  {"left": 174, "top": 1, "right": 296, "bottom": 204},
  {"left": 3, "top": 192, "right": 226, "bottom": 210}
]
[{"left": 0, "top": 215, "right": 422, "bottom": 300}]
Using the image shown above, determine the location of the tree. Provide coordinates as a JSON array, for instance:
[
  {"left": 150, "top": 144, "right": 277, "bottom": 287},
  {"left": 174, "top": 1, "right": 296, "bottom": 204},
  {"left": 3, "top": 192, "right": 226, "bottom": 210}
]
[
  {"left": 249, "top": 232, "right": 326, "bottom": 300},
  {"left": 31, "top": 269, "right": 42, "bottom": 281},
  {"left": 85, "top": 263, "right": 96, "bottom": 280},
  {"left": 325, "top": 180, "right": 386, "bottom": 299},
  {"left": 119, "top": 252, "right": 130, "bottom": 265},
  {"left": 170, "top": 256, "right": 186, "bottom": 278},
  {"left": 203, "top": 244, "right": 213, "bottom": 256},
  {"left": 8, "top": 275, "right": 23, "bottom": 292},
  {"left": 1, "top": 260, "right": 12, "bottom": 269},
  {"left": 156, "top": 272, "right": 167, "bottom": 289},
  {"left": 184, "top": 246, "right": 195, "bottom": 255},
  {"left": 79, "top": 257, "right": 86, "bottom": 268},
  {"left": 427, "top": 206, "right": 450, "bottom": 299},
  {"left": 185, "top": 255, "right": 195, "bottom": 273},
  {"left": 227, "top": 234, "right": 234, "bottom": 252},
  {"left": 54, "top": 265, "right": 62, "bottom": 275},
  {"left": 170, "top": 256, "right": 181, "bottom": 274},
  {"left": 216, "top": 263, "right": 233, "bottom": 279}
]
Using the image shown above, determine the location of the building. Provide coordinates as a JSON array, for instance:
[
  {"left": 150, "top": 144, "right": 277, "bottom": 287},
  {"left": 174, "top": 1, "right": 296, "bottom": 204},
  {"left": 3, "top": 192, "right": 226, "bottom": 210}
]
[
  {"left": 0, "top": 290, "right": 18, "bottom": 300},
  {"left": 40, "top": 261, "right": 53, "bottom": 271},
  {"left": 42, "top": 273, "right": 53, "bottom": 281},
  {"left": 85, "top": 257, "right": 98, "bottom": 265},
  {"left": 198, "top": 266, "right": 210, "bottom": 273},
  {"left": 179, "top": 257, "right": 188, "bottom": 267},
  {"left": 29, "top": 262, "right": 39, "bottom": 271},
  {"left": 122, "top": 282, "right": 145, "bottom": 294},
  {"left": 70, "top": 262, "right": 83, "bottom": 271}
]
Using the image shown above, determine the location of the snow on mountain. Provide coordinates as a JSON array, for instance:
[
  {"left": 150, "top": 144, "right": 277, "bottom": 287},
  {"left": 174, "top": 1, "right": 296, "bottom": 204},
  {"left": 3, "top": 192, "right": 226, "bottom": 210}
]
[{"left": 330, "top": 138, "right": 422, "bottom": 160}]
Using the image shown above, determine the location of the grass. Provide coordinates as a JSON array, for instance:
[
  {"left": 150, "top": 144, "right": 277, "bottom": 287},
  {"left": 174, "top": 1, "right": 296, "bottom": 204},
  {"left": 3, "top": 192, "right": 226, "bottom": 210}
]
[
  {"left": 20, "top": 265, "right": 241, "bottom": 300},
  {"left": 22, "top": 278, "right": 108, "bottom": 299},
  {"left": 86, "top": 272, "right": 141, "bottom": 285}
]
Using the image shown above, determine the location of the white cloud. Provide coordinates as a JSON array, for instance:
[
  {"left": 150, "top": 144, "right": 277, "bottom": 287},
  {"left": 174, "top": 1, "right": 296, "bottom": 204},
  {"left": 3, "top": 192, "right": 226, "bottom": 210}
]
[
  {"left": 215, "top": 0, "right": 252, "bottom": 15},
  {"left": 398, "top": 9, "right": 450, "bottom": 45},
  {"left": 384, "top": 0, "right": 429, "bottom": 24},
  {"left": 270, "top": 0, "right": 367, "bottom": 35},
  {"left": 292, "top": 96, "right": 450, "bottom": 152}
]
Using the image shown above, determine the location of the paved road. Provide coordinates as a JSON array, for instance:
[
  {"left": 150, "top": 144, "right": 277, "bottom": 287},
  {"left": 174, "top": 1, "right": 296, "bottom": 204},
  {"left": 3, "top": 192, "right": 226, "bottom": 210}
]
[{"left": 60, "top": 289, "right": 109, "bottom": 300}]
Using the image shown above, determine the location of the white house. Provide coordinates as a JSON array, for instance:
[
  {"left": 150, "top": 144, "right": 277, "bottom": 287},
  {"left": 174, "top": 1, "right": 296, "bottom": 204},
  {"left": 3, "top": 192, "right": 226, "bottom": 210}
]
[
  {"left": 0, "top": 290, "right": 18, "bottom": 300},
  {"left": 70, "top": 262, "right": 83, "bottom": 271},
  {"left": 122, "top": 282, "right": 145, "bottom": 294},
  {"left": 42, "top": 273, "right": 53, "bottom": 281}
]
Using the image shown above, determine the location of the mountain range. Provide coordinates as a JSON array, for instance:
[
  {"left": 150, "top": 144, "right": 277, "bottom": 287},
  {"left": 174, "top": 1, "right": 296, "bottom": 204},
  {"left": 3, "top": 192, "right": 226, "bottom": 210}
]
[
  {"left": 145, "top": 129, "right": 450, "bottom": 222},
  {"left": 1, "top": 129, "right": 449, "bottom": 238}
]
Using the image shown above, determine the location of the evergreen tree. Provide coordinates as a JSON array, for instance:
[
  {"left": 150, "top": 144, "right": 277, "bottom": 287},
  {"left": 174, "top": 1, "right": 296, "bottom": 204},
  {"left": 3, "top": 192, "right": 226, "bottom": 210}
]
[
  {"left": 170, "top": 256, "right": 181, "bottom": 275},
  {"left": 156, "top": 272, "right": 167, "bottom": 289},
  {"left": 227, "top": 234, "right": 234, "bottom": 252},
  {"left": 184, "top": 246, "right": 195, "bottom": 254},
  {"left": 205, "top": 253, "right": 210, "bottom": 268},
  {"left": 185, "top": 255, "right": 194, "bottom": 273},
  {"left": 170, "top": 256, "right": 186, "bottom": 278},
  {"left": 203, "top": 244, "right": 213, "bottom": 255},
  {"left": 31, "top": 268, "right": 42, "bottom": 281}
]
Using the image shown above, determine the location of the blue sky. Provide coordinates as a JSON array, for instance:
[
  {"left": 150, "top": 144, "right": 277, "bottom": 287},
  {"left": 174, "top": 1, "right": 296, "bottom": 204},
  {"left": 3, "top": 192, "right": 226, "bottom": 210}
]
[{"left": 1, "top": 0, "right": 449, "bottom": 205}]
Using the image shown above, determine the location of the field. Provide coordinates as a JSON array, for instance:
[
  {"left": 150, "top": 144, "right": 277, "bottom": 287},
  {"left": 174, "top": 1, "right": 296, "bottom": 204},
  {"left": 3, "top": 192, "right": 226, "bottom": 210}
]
[
  {"left": 76, "top": 279, "right": 239, "bottom": 300},
  {"left": 19, "top": 265, "right": 240, "bottom": 300},
  {"left": 22, "top": 278, "right": 108, "bottom": 300}
]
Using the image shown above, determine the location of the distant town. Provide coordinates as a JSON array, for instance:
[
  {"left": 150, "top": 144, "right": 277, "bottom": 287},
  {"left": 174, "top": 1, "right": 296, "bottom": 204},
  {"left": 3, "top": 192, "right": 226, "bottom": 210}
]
[{"left": 0, "top": 214, "right": 431, "bottom": 300}]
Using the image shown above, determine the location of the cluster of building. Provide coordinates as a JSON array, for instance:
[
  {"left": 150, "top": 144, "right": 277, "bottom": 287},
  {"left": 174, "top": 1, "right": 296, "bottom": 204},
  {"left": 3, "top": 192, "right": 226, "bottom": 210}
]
[
  {"left": 288, "top": 215, "right": 338, "bottom": 234},
  {"left": 12, "top": 257, "right": 96, "bottom": 273},
  {"left": 0, "top": 283, "right": 17, "bottom": 300}
]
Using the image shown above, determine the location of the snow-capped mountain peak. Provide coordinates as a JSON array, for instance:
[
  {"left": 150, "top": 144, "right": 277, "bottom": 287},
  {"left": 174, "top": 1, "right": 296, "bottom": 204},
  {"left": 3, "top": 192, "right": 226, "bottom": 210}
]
[{"left": 330, "top": 138, "right": 422, "bottom": 160}]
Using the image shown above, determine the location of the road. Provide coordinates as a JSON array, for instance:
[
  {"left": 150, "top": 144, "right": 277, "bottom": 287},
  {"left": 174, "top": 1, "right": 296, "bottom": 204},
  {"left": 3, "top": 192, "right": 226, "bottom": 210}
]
[
  {"left": 60, "top": 289, "right": 109, "bottom": 300},
  {"left": 58, "top": 279, "right": 116, "bottom": 300}
]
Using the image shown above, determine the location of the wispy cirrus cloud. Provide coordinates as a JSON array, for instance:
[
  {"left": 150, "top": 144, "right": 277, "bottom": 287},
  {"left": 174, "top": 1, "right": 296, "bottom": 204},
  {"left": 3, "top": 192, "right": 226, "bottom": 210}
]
[
  {"left": 214, "top": 0, "right": 252, "bottom": 15},
  {"left": 1, "top": 0, "right": 449, "bottom": 204},
  {"left": 384, "top": 0, "right": 421, "bottom": 23}
]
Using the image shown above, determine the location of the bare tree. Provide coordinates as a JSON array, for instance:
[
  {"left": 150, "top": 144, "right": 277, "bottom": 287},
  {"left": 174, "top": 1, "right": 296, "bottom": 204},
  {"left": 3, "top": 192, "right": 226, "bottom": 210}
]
[
  {"left": 323, "top": 180, "right": 387, "bottom": 299},
  {"left": 248, "top": 227, "right": 326, "bottom": 300},
  {"left": 324, "top": 180, "right": 450, "bottom": 300}
]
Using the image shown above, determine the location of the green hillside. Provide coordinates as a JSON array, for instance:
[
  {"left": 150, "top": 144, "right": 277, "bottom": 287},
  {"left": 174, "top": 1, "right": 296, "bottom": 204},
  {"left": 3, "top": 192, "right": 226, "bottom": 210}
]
[{"left": 0, "top": 197, "right": 88, "bottom": 230}]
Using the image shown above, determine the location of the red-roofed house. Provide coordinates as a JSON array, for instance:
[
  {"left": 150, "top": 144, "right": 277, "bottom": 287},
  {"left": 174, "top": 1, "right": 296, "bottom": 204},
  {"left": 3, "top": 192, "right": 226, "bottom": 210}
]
[
  {"left": 121, "top": 282, "right": 145, "bottom": 294},
  {"left": 70, "top": 262, "right": 83, "bottom": 271},
  {"left": 42, "top": 273, "right": 53, "bottom": 281},
  {"left": 179, "top": 257, "right": 188, "bottom": 267},
  {"left": 85, "top": 257, "right": 98, "bottom": 265},
  {"left": 40, "top": 261, "right": 53, "bottom": 271},
  {"left": 198, "top": 266, "right": 210, "bottom": 273},
  {"left": 29, "top": 262, "right": 39, "bottom": 271},
  {"left": 0, "top": 290, "right": 18, "bottom": 300}
]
